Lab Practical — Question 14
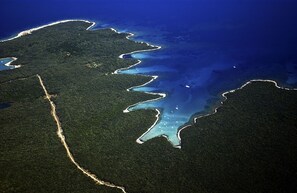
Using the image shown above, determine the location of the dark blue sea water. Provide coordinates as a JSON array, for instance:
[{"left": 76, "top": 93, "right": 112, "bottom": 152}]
[{"left": 1, "top": 0, "right": 297, "bottom": 147}]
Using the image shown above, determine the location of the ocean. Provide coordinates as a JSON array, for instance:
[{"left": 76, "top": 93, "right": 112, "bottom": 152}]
[{"left": 1, "top": 0, "right": 297, "bottom": 147}]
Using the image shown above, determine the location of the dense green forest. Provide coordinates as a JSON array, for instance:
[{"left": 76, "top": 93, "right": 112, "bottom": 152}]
[{"left": 0, "top": 21, "right": 296, "bottom": 193}]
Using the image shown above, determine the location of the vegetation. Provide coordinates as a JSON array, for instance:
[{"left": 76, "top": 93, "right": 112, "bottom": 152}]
[{"left": 1, "top": 21, "right": 297, "bottom": 193}]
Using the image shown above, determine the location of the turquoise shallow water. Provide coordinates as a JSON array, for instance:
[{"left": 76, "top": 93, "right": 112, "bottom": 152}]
[
  {"left": 0, "top": 58, "right": 15, "bottom": 71},
  {"left": 1, "top": 0, "right": 297, "bottom": 147}
]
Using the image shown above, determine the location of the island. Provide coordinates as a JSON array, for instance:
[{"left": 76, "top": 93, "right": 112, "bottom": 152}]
[{"left": 1, "top": 20, "right": 297, "bottom": 193}]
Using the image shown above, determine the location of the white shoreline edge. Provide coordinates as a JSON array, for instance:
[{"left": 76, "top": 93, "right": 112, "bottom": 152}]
[
  {"left": 177, "top": 79, "right": 297, "bottom": 148},
  {"left": 0, "top": 19, "right": 96, "bottom": 43},
  {"left": 2, "top": 57, "right": 21, "bottom": 69},
  {"left": 0, "top": 19, "right": 96, "bottom": 70},
  {"left": 111, "top": 28, "right": 171, "bottom": 146}
]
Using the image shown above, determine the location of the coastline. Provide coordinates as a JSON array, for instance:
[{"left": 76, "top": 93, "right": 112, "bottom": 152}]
[
  {"left": 135, "top": 109, "right": 161, "bottom": 144},
  {"left": 178, "top": 79, "right": 297, "bottom": 147},
  {"left": 0, "top": 19, "right": 96, "bottom": 43},
  {"left": 111, "top": 28, "right": 167, "bottom": 146},
  {"left": 0, "top": 20, "right": 96, "bottom": 70},
  {"left": 194, "top": 79, "right": 297, "bottom": 123},
  {"left": 2, "top": 57, "right": 21, "bottom": 69}
]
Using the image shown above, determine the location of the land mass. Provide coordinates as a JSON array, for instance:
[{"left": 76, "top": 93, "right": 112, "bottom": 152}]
[{"left": 0, "top": 21, "right": 297, "bottom": 193}]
